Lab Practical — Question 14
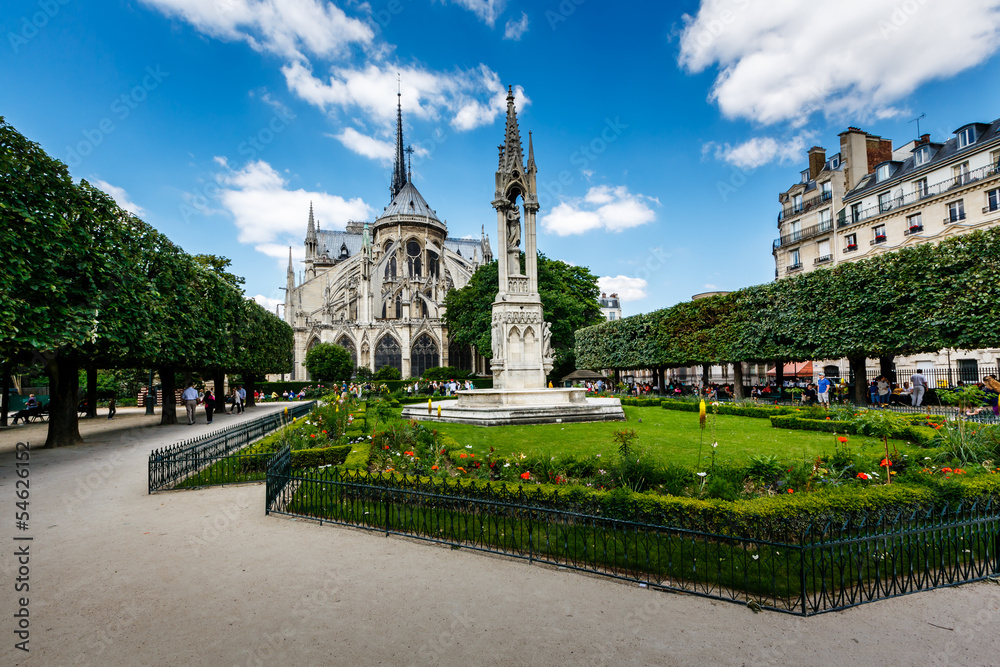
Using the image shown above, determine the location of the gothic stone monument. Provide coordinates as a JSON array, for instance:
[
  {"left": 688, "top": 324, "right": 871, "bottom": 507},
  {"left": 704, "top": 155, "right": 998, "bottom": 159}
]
[{"left": 403, "top": 87, "right": 624, "bottom": 426}]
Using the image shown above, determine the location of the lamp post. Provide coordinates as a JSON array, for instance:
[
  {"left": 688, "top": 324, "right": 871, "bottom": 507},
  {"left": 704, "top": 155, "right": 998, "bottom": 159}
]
[{"left": 145, "top": 369, "right": 155, "bottom": 415}]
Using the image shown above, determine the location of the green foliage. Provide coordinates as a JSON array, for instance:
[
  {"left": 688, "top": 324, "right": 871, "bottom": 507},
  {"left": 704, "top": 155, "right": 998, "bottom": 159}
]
[
  {"left": 769, "top": 414, "right": 936, "bottom": 446},
  {"left": 355, "top": 366, "right": 374, "bottom": 381},
  {"left": 931, "top": 422, "right": 1000, "bottom": 465},
  {"left": 420, "top": 366, "right": 472, "bottom": 380},
  {"left": 374, "top": 365, "right": 402, "bottom": 381},
  {"left": 305, "top": 343, "right": 354, "bottom": 383},
  {"left": 293, "top": 445, "right": 352, "bottom": 468}
]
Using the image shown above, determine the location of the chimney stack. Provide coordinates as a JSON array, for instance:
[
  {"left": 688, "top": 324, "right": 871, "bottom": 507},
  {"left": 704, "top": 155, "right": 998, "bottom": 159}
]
[
  {"left": 918, "top": 133, "right": 930, "bottom": 145},
  {"left": 807, "top": 146, "right": 826, "bottom": 180}
]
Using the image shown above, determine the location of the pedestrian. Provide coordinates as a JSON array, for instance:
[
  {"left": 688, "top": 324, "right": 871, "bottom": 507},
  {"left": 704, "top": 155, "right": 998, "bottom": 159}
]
[
  {"left": 869, "top": 379, "right": 880, "bottom": 406},
  {"left": 984, "top": 374, "right": 1000, "bottom": 416},
  {"left": 238, "top": 384, "right": 246, "bottom": 412},
  {"left": 910, "top": 368, "right": 928, "bottom": 407},
  {"left": 230, "top": 385, "right": 243, "bottom": 414},
  {"left": 877, "top": 376, "right": 891, "bottom": 406},
  {"left": 816, "top": 374, "right": 831, "bottom": 407},
  {"left": 107, "top": 395, "right": 117, "bottom": 420},
  {"left": 202, "top": 389, "right": 215, "bottom": 424},
  {"left": 182, "top": 382, "right": 198, "bottom": 425}
]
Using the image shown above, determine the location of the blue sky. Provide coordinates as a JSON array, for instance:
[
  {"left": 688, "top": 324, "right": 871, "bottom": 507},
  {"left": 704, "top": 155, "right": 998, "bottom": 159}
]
[{"left": 5, "top": 0, "right": 1000, "bottom": 316}]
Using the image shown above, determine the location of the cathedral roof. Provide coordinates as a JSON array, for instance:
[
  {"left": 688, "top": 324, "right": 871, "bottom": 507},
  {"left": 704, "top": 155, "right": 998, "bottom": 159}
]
[
  {"left": 377, "top": 180, "right": 442, "bottom": 224},
  {"left": 315, "top": 229, "right": 363, "bottom": 261}
]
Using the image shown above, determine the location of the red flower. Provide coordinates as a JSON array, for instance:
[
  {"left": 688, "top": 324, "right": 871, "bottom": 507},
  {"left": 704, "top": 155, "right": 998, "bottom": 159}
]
[
  {"left": 470, "top": 454, "right": 475, "bottom": 458},
  {"left": 825, "top": 417, "right": 831, "bottom": 420},
  {"left": 941, "top": 467, "right": 953, "bottom": 473},
  {"left": 787, "top": 488, "right": 794, "bottom": 494},
  {"left": 459, "top": 453, "right": 468, "bottom": 458},
  {"left": 880, "top": 459, "right": 892, "bottom": 467},
  {"left": 837, "top": 436, "right": 848, "bottom": 443},
  {"left": 383, "top": 445, "right": 390, "bottom": 450},
  {"left": 857, "top": 472, "right": 869, "bottom": 480},
  {"left": 520, "top": 471, "right": 530, "bottom": 480},
  {"left": 954, "top": 468, "right": 966, "bottom": 475},
  {"left": 322, "top": 430, "right": 327, "bottom": 434},
  {"left": 440, "top": 449, "right": 447, "bottom": 455},
  {"left": 310, "top": 434, "right": 316, "bottom": 438},
  {"left": 404, "top": 451, "right": 415, "bottom": 457},
  {"left": 431, "top": 465, "right": 439, "bottom": 471},
  {"left": 457, "top": 467, "right": 467, "bottom": 473}
]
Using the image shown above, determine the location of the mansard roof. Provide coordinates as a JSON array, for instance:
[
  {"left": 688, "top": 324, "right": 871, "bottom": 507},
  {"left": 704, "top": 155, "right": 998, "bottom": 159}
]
[{"left": 377, "top": 181, "right": 442, "bottom": 224}]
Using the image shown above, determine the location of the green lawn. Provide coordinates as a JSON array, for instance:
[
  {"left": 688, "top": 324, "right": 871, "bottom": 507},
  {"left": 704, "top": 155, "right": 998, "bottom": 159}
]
[{"left": 423, "top": 406, "right": 930, "bottom": 467}]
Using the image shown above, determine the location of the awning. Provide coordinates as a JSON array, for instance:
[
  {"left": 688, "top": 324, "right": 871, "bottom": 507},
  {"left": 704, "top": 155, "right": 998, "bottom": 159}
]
[
  {"left": 561, "top": 369, "right": 608, "bottom": 382},
  {"left": 766, "top": 361, "right": 813, "bottom": 377}
]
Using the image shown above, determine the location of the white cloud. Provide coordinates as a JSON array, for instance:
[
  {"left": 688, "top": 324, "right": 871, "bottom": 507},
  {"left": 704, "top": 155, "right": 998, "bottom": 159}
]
[
  {"left": 139, "top": 0, "right": 373, "bottom": 60},
  {"left": 214, "top": 160, "right": 372, "bottom": 247},
  {"left": 541, "top": 185, "right": 658, "bottom": 236},
  {"left": 678, "top": 0, "right": 1000, "bottom": 125},
  {"left": 503, "top": 12, "right": 529, "bottom": 40},
  {"left": 90, "top": 178, "right": 145, "bottom": 216},
  {"left": 333, "top": 128, "right": 395, "bottom": 163},
  {"left": 252, "top": 294, "right": 283, "bottom": 313},
  {"left": 598, "top": 275, "right": 648, "bottom": 302},
  {"left": 704, "top": 283, "right": 718, "bottom": 290},
  {"left": 283, "top": 61, "right": 528, "bottom": 132},
  {"left": 445, "top": 0, "right": 507, "bottom": 27},
  {"left": 703, "top": 133, "right": 811, "bottom": 169}
]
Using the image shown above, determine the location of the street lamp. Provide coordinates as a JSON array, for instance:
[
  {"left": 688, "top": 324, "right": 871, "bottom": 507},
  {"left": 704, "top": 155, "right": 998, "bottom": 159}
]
[{"left": 145, "top": 369, "right": 155, "bottom": 415}]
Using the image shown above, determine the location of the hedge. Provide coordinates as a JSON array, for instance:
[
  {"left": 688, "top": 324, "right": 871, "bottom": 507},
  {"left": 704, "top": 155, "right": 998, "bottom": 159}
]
[
  {"left": 332, "top": 466, "right": 1000, "bottom": 540},
  {"left": 768, "top": 415, "right": 937, "bottom": 446},
  {"left": 662, "top": 401, "right": 797, "bottom": 419},
  {"left": 619, "top": 398, "right": 664, "bottom": 407},
  {"left": 397, "top": 395, "right": 459, "bottom": 405},
  {"left": 293, "top": 445, "right": 352, "bottom": 468}
]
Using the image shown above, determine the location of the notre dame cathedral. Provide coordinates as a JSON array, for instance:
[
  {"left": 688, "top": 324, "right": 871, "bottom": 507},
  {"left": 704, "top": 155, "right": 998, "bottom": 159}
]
[{"left": 283, "top": 94, "right": 493, "bottom": 380}]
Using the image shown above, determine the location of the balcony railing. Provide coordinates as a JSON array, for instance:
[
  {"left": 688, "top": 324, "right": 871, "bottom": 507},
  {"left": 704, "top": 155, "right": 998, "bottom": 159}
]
[
  {"left": 813, "top": 255, "right": 832, "bottom": 265},
  {"left": 944, "top": 213, "right": 966, "bottom": 224},
  {"left": 774, "top": 219, "right": 833, "bottom": 249},
  {"left": 904, "top": 225, "right": 924, "bottom": 236},
  {"left": 786, "top": 263, "right": 803, "bottom": 273},
  {"left": 844, "top": 244, "right": 858, "bottom": 253},
  {"left": 839, "top": 162, "right": 1000, "bottom": 228},
  {"left": 870, "top": 235, "right": 887, "bottom": 245},
  {"left": 778, "top": 191, "right": 832, "bottom": 222}
]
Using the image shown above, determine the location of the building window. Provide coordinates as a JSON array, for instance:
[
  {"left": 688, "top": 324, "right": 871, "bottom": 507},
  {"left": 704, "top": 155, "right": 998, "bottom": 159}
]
[
  {"left": 374, "top": 336, "right": 402, "bottom": 375},
  {"left": 410, "top": 334, "right": 440, "bottom": 379},
  {"left": 957, "top": 126, "right": 976, "bottom": 148},
  {"left": 992, "top": 149, "right": 1000, "bottom": 169},
  {"left": 914, "top": 145, "right": 930, "bottom": 167},
  {"left": 957, "top": 359, "right": 979, "bottom": 383},
  {"left": 800, "top": 169, "right": 810, "bottom": 184},
  {"left": 817, "top": 239, "right": 831, "bottom": 262},
  {"left": 873, "top": 225, "right": 887, "bottom": 243},
  {"left": 821, "top": 181, "right": 832, "bottom": 200},
  {"left": 850, "top": 202, "right": 862, "bottom": 223},
  {"left": 608, "top": 312, "right": 616, "bottom": 321},
  {"left": 989, "top": 189, "right": 1000, "bottom": 212},
  {"left": 789, "top": 220, "right": 801, "bottom": 241},
  {"left": 789, "top": 248, "right": 801, "bottom": 268},
  {"left": 906, "top": 212, "right": 923, "bottom": 234},
  {"left": 818, "top": 209, "right": 831, "bottom": 229},
  {"left": 792, "top": 194, "right": 803, "bottom": 213},
  {"left": 336, "top": 335, "right": 357, "bottom": 366},
  {"left": 953, "top": 161, "right": 970, "bottom": 186},
  {"left": 828, "top": 155, "right": 840, "bottom": 170},
  {"left": 845, "top": 233, "right": 857, "bottom": 251},
  {"left": 878, "top": 192, "right": 892, "bottom": 213},
  {"left": 384, "top": 255, "right": 397, "bottom": 280},
  {"left": 914, "top": 178, "right": 928, "bottom": 198},
  {"left": 406, "top": 240, "right": 422, "bottom": 278},
  {"left": 947, "top": 200, "right": 966, "bottom": 222},
  {"left": 876, "top": 164, "right": 890, "bottom": 182}
]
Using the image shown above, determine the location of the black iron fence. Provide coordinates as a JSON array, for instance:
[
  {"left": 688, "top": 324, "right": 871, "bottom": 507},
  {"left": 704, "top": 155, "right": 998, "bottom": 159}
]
[
  {"left": 264, "top": 455, "right": 1000, "bottom": 615},
  {"left": 148, "top": 403, "right": 315, "bottom": 493}
]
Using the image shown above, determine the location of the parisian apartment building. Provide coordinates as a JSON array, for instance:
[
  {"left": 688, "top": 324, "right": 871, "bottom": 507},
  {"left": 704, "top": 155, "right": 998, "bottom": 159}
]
[{"left": 772, "top": 116, "right": 1000, "bottom": 383}]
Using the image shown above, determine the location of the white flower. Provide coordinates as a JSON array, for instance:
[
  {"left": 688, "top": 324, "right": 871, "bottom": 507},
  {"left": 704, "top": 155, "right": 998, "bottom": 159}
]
[
  {"left": 696, "top": 472, "right": 707, "bottom": 478},
  {"left": 711, "top": 442, "right": 718, "bottom": 449},
  {"left": 503, "top": 463, "right": 510, "bottom": 468},
  {"left": 598, "top": 469, "right": 606, "bottom": 475},
  {"left": 465, "top": 445, "right": 472, "bottom": 449},
  {"left": 595, "top": 454, "right": 601, "bottom": 458}
]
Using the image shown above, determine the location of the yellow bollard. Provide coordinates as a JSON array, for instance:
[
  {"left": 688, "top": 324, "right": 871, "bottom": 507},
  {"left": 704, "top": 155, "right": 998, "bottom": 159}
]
[
  {"left": 548, "top": 381, "right": 553, "bottom": 388},
  {"left": 428, "top": 398, "right": 432, "bottom": 414}
]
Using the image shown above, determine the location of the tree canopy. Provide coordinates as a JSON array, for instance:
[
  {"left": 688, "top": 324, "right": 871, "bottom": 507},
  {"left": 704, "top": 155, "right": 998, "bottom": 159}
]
[
  {"left": 0, "top": 117, "right": 293, "bottom": 445},
  {"left": 305, "top": 343, "right": 354, "bottom": 383},
  {"left": 444, "top": 253, "right": 603, "bottom": 377}
]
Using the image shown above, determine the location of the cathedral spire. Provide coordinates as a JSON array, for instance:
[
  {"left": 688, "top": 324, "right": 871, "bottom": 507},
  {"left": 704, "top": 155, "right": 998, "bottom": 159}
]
[
  {"left": 391, "top": 81, "right": 407, "bottom": 201},
  {"left": 527, "top": 131, "right": 536, "bottom": 173},
  {"left": 306, "top": 201, "right": 316, "bottom": 238},
  {"left": 287, "top": 246, "right": 294, "bottom": 278},
  {"left": 501, "top": 85, "right": 524, "bottom": 173}
]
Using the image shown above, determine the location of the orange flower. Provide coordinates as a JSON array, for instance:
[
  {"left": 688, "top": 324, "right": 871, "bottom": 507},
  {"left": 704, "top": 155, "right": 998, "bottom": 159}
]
[
  {"left": 857, "top": 472, "right": 869, "bottom": 480},
  {"left": 520, "top": 471, "right": 530, "bottom": 480},
  {"left": 837, "top": 436, "right": 848, "bottom": 443},
  {"left": 431, "top": 465, "right": 439, "bottom": 471},
  {"left": 880, "top": 459, "right": 892, "bottom": 467},
  {"left": 941, "top": 467, "right": 953, "bottom": 473},
  {"left": 459, "top": 453, "right": 468, "bottom": 458},
  {"left": 457, "top": 466, "right": 467, "bottom": 473},
  {"left": 310, "top": 434, "right": 316, "bottom": 438},
  {"left": 787, "top": 488, "right": 794, "bottom": 494},
  {"left": 955, "top": 468, "right": 966, "bottom": 475},
  {"left": 470, "top": 454, "right": 475, "bottom": 458}
]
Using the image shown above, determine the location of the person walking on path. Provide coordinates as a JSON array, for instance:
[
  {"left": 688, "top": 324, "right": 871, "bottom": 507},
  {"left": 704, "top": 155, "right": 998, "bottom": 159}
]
[
  {"left": 107, "top": 396, "right": 117, "bottom": 420},
  {"left": 876, "top": 377, "right": 891, "bottom": 406},
  {"left": 237, "top": 385, "right": 246, "bottom": 413},
  {"left": 202, "top": 390, "right": 216, "bottom": 424},
  {"left": 182, "top": 383, "right": 199, "bottom": 425},
  {"left": 230, "top": 385, "right": 243, "bottom": 415},
  {"left": 817, "top": 374, "right": 832, "bottom": 406},
  {"left": 910, "top": 369, "right": 928, "bottom": 407}
]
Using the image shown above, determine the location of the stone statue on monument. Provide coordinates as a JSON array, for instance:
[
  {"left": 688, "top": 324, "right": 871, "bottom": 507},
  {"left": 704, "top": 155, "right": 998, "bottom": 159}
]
[{"left": 506, "top": 205, "right": 521, "bottom": 275}]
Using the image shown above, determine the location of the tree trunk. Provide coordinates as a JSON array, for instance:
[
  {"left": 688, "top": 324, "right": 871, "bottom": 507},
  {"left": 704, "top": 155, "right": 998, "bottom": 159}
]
[
  {"left": 159, "top": 366, "right": 177, "bottom": 425},
  {"left": 733, "top": 362, "right": 744, "bottom": 399},
  {"left": 701, "top": 363, "right": 710, "bottom": 388},
  {"left": 1, "top": 362, "right": 10, "bottom": 426},
  {"left": 658, "top": 367, "right": 666, "bottom": 394},
  {"left": 86, "top": 365, "right": 98, "bottom": 418},
  {"left": 775, "top": 359, "right": 784, "bottom": 400},
  {"left": 849, "top": 355, "right": 868, "bottom": 405},
  {"left": 213, "top": 370, "right": 226, "bottom": 410},
  {"left": 44, "top": 355, "right": 83, "bottom": 448},
  {"left": 244, "top": 373, "right": 257, "bottom": 408},
  {"left": 879, "top": 355, "right": 895, "bottom": 385}
]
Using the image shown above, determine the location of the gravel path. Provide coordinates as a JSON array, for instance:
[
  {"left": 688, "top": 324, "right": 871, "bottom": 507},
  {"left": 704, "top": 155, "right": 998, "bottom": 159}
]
[{"left": 1, "top": 405, "right": 998, "bottom": 666}]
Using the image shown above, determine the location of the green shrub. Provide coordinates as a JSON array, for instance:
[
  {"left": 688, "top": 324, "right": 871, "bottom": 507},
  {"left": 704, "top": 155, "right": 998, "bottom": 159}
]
[
  {"left": 620, "top": 398, "right": 664, "bottom": 407},
  {"left": 768, "top": 415, "right": 936, "bottom": 446},
  {"left": 293, "top": 445, "right": 352, "bottom": 468}
]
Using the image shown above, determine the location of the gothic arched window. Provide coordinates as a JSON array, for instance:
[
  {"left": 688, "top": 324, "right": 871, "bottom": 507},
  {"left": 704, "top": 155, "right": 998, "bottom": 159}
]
[
  {"left": 395, "top": 294, "right": 402, "bottom": 319},
  {"left": 407, "top": 240, "right": 422, "bottom": 278},
  {"left": 374, "top": 336, "right": 402, "bottom": 375},
  {"left": 385, "top": 256, "right": 397, "bottom": 280},
  {"left": 336, "top": 335, "right": 357, "bottom": 366},
  {"left": 411, "top": 334, "right": 439, "bottom": 379},
  {"left": 428, "top": 251, "right": 439, "bottom": 278}
]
